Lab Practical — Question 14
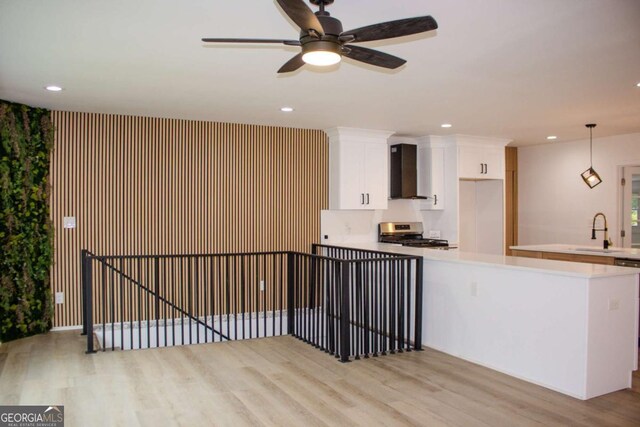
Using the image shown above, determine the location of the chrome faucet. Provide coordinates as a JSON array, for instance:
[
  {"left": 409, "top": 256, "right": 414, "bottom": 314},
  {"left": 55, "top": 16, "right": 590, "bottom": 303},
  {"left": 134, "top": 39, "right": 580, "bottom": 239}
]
[{"left": 591, "top": 212, "right": 612, "bottom": 249}]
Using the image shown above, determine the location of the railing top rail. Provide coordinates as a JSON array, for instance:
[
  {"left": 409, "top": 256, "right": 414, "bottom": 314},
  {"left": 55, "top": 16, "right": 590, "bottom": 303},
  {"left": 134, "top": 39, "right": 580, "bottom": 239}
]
[
  {"left": 81, "top": 248, "right": 421, "bottom": 264},
  {"left": 297, "top": 253, "right": 421, "bottom": 263},
  {"left": 312, "top": 243, "right": 422, "bottom": 260},
  {"left": 82, "top": 250, "right": 290, "bottom": 261}
]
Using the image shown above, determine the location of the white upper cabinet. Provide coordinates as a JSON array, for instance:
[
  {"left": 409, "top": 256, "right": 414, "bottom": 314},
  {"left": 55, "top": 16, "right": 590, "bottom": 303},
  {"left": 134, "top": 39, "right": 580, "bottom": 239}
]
[
  {"left": 327, "top": 127, "right": 394, "bottom": 210},
  {"left": 416, "top": 143, "right": 445, "bottom": 210},
  {"left": 458, "top": 142, "right": 507, "bottom": 180}
]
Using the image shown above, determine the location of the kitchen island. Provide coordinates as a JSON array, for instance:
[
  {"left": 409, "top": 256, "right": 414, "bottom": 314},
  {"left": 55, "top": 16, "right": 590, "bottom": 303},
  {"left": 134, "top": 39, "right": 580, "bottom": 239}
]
[
  {"left": 511, "top": 243, "right": 640, "bottom": 264},
  {"left": 327, "top": 241, "right": 640, "bottom": 400}
]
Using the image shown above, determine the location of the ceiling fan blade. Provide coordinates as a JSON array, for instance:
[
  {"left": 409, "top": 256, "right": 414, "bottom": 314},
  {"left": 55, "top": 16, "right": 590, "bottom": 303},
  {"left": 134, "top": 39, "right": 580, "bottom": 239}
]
[
  {"left": 275, "top": 0, "right": 324, "bottom": 34},
  {"left": 342, "top": 45, "right": 406, "bottom": 69},
  {"left": 202, "top": 38, "right": 301, "bottom": 46},
  {"left": 278, "top": 53, "right": 305, "bottom": 73},
  {"left": 341, "top": 16, "right": 438, "bottom": 43}
]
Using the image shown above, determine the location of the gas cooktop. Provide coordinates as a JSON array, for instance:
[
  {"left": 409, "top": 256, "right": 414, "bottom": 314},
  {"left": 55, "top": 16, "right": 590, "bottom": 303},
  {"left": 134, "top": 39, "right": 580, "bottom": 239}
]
[{"left": 378, "top": 222, "right": 449, "bottom": 248}]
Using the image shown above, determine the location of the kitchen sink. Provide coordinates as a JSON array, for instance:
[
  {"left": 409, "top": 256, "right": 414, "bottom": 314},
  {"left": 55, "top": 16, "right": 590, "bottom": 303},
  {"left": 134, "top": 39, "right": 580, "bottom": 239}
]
[{"left": 573, "top": 247, "right": 622, "bottom": 254}]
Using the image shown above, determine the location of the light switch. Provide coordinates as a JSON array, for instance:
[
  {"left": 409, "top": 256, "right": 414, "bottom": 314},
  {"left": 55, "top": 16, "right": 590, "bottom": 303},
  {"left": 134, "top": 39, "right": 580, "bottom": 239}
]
[
  {"left": 55, "top": 292, "right": 64, "bottom": 304},
  {"left": 63, "top": 216, "right": 76, "bottom": 229},
  {"left": 429, "top": 230, "right": 441, "bottom": 238}
]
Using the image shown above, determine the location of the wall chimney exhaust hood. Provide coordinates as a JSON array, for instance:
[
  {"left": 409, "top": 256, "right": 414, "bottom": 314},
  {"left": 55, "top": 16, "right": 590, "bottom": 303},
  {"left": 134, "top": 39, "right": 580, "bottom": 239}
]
[{"left": 390, "top": 143, "right": 428, "bottom": 199}]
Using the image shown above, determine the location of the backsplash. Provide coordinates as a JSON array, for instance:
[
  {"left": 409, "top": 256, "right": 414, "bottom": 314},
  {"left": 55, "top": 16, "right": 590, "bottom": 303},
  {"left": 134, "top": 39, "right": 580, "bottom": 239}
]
[{"left": 320, "top": 199, "right": 422, "bottom": 244}]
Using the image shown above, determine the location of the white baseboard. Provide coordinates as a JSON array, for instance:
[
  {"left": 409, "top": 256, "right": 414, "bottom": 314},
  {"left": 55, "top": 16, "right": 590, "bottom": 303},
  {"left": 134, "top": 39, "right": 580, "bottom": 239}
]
[{"left": 51, "top": 325, "right": 83, "bottom": 332}]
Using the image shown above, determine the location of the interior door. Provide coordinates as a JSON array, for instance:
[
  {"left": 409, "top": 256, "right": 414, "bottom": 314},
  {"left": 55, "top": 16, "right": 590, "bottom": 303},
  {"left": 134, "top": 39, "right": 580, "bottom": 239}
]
[{"left": 621, "top": 166, "right": 640, "bottom": 248}]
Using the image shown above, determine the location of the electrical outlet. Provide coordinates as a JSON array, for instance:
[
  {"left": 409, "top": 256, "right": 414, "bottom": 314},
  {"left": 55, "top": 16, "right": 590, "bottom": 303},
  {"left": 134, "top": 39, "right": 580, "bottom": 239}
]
[
  {"left": 608, "top": 298, "right": 620, "bottom": 311},
  {"left": 55, "top": 292, "right": 64, "bottom": 304},
  {"left": 260, "top": 280, "right": 265, "bottom": 291},
  {"left": 428, "top": 230, "right": 441, "bottom": 239}
]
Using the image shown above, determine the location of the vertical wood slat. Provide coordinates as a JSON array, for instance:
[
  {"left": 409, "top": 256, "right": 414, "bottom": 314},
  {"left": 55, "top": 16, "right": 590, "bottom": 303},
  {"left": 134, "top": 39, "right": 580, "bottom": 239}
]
[{"left": 50, "top": 111, "right": 328, "bottom": 327}]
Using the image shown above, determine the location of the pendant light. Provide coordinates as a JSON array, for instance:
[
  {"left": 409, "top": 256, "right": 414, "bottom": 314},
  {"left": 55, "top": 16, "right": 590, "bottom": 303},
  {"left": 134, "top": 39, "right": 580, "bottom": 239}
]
[{"left": 581, "top": 123, "right": 602, "bottom": 188}]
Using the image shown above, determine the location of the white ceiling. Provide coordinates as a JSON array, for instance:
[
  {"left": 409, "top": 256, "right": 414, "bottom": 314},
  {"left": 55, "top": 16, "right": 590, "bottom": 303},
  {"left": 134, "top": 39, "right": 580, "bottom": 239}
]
[{"left": 1, "top": 0, "right": 639, "bottom": 146}]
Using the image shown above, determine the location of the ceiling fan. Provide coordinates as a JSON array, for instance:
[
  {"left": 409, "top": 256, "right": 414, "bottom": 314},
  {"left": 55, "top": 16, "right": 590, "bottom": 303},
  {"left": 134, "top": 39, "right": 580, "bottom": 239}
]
[{"left": 202, "top": 0, "right": 438, "bottom": 73}]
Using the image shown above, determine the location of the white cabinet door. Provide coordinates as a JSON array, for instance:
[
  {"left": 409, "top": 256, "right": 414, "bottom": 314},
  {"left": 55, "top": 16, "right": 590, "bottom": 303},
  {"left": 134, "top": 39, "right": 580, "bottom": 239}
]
[
  {"left": 329, "top": 139, "right": 388, "bottom": 210},
  {"left": 482, "top": 147, "right": 505, "bottom": 179},
  {"left": 363, "top": 142, "right": 388, "bottom": 209},
  {"left": 417, "top": 146, "right": 445, "bottom": 210},
  {"left": 458, "top": 146, "right": 505, "bottom": 180},
  {"left": 458, "top": 146, "right": 485, "bottom": 179},
  {"left": 337, "top": 141, "right": 366, "bottom": 209}
]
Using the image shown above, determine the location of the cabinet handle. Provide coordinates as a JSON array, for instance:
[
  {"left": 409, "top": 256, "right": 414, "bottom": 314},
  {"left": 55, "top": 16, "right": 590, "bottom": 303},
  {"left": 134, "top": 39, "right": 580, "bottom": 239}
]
[
  {"left": 484, "top": 163, "right": 488, "bottom": 174},
  {"left": 361, "top": 193, "right": 365, "bottom": 205},
  {"left": 480, "top": 163, "right": 484, "bottom": 174},
  {"left": 433, "top": 194, "right": 438, "bottom": 206},
  {"left": 366, "top": 193, "right": 370, "bottom": 205}
]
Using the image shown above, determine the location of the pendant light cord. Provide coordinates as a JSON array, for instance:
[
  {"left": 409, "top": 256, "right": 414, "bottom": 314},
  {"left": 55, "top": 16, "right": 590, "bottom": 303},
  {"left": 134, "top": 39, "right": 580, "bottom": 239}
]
[
  {"left": 590, "top": 126, "right": 593, "bottom": 167},
  {"left": 586, "top": 123, "right": 596, "bottom": 168}
]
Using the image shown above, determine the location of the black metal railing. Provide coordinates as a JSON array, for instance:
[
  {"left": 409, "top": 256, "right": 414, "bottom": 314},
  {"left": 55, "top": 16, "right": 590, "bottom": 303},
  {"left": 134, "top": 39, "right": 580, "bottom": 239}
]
[
  {"left": 82, "top": 245, "right": 423, "bottom": 362},
  {"left": 304, "top": 244, "right": 423, "bottom": 361}
]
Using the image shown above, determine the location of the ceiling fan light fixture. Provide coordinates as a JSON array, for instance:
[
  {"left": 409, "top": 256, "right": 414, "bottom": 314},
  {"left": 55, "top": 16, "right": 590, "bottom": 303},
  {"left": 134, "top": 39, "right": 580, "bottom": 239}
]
[{"left": 301, "top": 41, "right": 341, "bottom": 66}]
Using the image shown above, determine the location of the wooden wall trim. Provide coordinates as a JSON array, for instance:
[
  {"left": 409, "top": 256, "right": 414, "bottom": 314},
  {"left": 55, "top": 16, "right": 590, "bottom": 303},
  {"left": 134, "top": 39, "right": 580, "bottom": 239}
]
[
  {"left": 50, "top": 111, "right": 328, "bottom": 327},
  {"left": 505, "top": 146, "right": 518, "bottom": 255}
]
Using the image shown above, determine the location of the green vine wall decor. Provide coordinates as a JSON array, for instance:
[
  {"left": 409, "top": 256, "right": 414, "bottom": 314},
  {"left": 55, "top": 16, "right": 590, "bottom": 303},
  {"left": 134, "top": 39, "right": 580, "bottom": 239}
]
[{"left": 0, "top": 100, "right": 54, "bottom": 342}]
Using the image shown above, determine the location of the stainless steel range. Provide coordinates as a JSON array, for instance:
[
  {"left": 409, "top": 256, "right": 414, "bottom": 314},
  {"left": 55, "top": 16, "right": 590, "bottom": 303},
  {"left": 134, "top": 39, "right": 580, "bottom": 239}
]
[{"left": 378, "top": 222, "right": 449, "bottom": 248}]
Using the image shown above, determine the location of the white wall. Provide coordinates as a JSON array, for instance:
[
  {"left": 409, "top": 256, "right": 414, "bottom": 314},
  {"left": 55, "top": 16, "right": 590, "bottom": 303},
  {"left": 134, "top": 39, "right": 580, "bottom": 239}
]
[{"left": 518, "top": 132, "right": 640, "bottom": 246}]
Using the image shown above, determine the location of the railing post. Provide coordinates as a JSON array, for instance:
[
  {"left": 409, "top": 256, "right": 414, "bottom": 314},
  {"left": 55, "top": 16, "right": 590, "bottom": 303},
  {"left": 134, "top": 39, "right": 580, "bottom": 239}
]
[
  {"left": 309, "top": 255, "right": 317, "bottom": 312},
  {"left": 81, "top": 249, "right": 87, "bottom": 336},
  {"left": 155, "top": 257, "right": 161, "bottom": 346},
  {"left": 84, "top": 251, "right": 95, "bottom": 353},
  {"left": 287, "top": 252, "right": 295, "bottom": 336},
  {"left": 414, "top": 258, "right": 423, "bottom": 351},
  {"left": 339, "top": 261, "right": 351, "bottom": 363}
]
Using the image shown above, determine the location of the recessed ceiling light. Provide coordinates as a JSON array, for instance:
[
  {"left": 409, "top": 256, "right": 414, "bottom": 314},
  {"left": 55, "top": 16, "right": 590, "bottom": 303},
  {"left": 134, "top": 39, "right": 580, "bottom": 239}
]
[
  {"left": 280, "top": 107, "right": 294, "bottom": 112},
  {"left": 441, "top": 123, "right": 452, "bottom": 128},
  {"left": 45, "top": 85, "right": 63, "bottom": 92},
  {"left": 636, "top": 82, "right": 640, "bottom": 87},
  {"left": 546, "top": 135, "right": 557, "bottom": 140}
]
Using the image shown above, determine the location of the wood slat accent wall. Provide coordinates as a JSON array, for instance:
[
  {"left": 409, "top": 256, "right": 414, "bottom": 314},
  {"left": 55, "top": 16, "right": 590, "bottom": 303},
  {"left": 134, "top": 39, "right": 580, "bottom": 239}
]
[{"left": 50, "top": 111, "right": 328, "bottom": 327}]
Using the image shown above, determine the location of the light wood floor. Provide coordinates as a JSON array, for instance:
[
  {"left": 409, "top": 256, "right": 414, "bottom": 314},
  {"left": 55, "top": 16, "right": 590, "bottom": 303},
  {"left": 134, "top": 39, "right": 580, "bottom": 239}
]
[{"left": 1, "top": 331, "right": 639, "bottom": 426}]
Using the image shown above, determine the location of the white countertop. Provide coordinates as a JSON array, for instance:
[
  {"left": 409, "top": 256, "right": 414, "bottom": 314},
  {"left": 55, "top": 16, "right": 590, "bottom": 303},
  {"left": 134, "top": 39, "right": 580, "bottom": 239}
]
[
  {"left": 324, "top": 241, "right": 640, "bottom": 279},
  {"left": 510, "top": 244, "right": 640, "bottom": 260}
]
